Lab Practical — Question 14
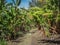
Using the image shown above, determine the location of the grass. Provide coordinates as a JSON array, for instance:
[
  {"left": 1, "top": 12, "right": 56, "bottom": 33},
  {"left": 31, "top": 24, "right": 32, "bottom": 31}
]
[{"left": 0, "top": 39, "right": 7, "bottom": 45}]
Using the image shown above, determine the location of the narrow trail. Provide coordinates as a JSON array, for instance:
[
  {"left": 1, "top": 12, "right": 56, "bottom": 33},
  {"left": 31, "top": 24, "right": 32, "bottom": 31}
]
[
  {"left": 8, "top": 28, "right": 60, "bottom": 45},
  {"left": 7, "top": 28, "right": 38, "bottom": 45}
]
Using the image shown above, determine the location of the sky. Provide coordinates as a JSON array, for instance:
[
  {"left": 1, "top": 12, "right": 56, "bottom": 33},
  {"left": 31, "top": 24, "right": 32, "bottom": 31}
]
[{"left": 6, "top": 0, "right": 32, "bottom": 9}]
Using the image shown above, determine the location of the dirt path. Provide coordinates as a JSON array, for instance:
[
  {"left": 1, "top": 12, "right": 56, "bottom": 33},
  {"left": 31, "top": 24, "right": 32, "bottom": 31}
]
[
  {"left": 7, "top": 29, "right": 60, "bottom": 45},
  {"left": 7, "top": 28, "right": 38, "bottom": 45}
]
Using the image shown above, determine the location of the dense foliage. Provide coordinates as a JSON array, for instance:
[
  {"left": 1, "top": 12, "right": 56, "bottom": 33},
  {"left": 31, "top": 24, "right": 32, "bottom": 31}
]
[
  {"left": 0, "top": 0, "right": 32, "bottom": 40},
  {"left": 0, "top": 0, "right": 60, "bottom": 45}
]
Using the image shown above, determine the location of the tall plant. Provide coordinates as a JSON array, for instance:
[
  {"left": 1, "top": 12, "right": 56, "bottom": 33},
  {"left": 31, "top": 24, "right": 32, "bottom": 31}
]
[{"left": 29, "top": 7, "right": 51, "bottom": 36}]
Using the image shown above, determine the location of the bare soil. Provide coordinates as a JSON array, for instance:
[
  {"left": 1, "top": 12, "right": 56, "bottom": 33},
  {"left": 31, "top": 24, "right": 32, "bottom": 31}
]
[{"left": 7, "top": 29, "right": 60, "bottom": 45}]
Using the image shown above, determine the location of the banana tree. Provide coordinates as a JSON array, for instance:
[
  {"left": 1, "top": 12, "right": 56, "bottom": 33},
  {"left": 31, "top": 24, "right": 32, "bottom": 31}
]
[
  {"left": 11, "top": 0, "right": 21, "bottom": 11},
  {"left": 29, "top": 7, "right": 51, "bottom": 36},
  {"left": 0, "top": 0, "right": 6, "bottom": 10},
  {"left": 29, "top": 0, "right": 46, "bottom": 7}
]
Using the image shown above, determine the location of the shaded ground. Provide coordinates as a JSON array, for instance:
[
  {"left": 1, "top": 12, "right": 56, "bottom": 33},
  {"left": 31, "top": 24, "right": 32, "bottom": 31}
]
[{"left": 7, "top": 28, "right": 60, "bottom": 45}]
